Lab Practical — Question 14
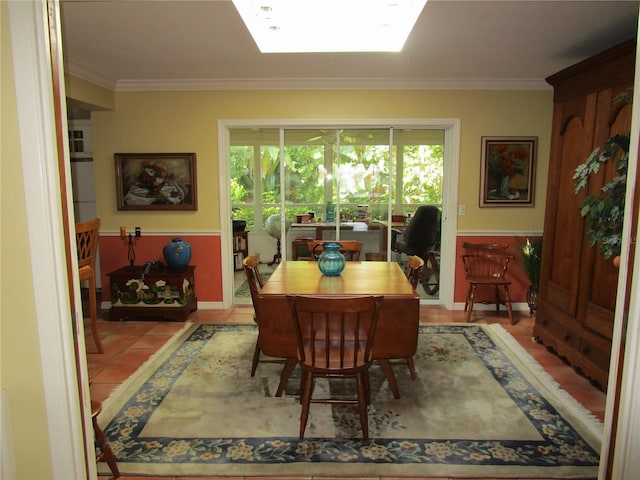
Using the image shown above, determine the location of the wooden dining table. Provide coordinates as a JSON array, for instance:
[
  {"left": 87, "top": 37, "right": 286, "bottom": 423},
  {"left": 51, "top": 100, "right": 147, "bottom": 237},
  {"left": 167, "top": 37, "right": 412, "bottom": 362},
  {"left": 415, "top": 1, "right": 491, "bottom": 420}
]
[{"left": 257, "top": 260, "right": 420, "bottom": 398}]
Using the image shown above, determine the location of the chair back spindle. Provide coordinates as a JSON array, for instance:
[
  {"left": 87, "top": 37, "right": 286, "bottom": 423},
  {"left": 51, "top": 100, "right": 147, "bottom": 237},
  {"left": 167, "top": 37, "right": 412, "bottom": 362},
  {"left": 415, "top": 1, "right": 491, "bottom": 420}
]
[
  {"left": 75, "top": 218, "right": 102, "bottom": 353},
  {"left": 287, "top": 295, "right": 383, "bottom": 439}
]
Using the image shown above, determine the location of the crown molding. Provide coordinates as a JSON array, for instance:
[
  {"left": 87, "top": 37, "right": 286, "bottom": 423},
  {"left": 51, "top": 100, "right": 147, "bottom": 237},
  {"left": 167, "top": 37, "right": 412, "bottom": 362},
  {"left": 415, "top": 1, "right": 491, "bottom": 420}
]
[
  {"left": 114, "top": 77, "right": 551, "bottom": 92},
  {"left": 62, "top": 64, "right": 551, "bottom": 92},
  {"left": 64, "top": 62, "right": 117, "bottom": 91}
]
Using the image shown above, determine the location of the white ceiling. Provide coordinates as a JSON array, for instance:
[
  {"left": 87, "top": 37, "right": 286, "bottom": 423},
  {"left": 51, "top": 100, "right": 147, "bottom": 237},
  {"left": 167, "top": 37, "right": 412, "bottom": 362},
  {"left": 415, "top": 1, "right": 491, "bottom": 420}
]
[{"left": 60, "top": 0, "right": 638, "bottom": 93}]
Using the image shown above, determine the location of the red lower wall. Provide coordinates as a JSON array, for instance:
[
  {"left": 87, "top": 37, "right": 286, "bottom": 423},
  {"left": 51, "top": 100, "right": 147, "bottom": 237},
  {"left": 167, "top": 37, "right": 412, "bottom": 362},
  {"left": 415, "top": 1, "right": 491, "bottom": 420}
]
[
  {"left": 454, "top": 235, "right": 538, "bottom": 305},
  {"left": 98, "top": 235, "right": 223, "bottom": 302},
  {"left": 97, "top": 233, "right": 536, "bottom": 307}
]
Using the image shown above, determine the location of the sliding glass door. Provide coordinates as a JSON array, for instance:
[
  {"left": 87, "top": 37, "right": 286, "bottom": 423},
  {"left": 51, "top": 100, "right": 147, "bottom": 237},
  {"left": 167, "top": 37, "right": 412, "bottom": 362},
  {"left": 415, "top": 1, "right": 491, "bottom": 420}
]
[
  {"left": 283, "top": 128, "right": 392, "bottom": 260},
  {"left": 229, "top": 124, "right": 445, "bottom": 300}
]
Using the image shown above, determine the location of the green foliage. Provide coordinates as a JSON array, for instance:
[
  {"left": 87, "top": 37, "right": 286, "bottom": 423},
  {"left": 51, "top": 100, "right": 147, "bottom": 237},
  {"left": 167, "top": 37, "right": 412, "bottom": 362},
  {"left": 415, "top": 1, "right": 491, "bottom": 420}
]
[
  {"left": 518, "top": 237, "right": 543, "bottom": 288},
  {"left": 573, "top": 133, "right": 630, "bottom": 259},
  {"left": 230, "top": 130, "right": 445, "bottom": 230},
  {"left": 572, "top": 90, "right": 632, "bottom": 260}
]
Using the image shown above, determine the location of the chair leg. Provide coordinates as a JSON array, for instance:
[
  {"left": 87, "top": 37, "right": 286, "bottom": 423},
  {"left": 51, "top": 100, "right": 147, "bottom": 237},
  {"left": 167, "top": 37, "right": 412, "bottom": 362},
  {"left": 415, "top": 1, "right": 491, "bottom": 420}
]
[
  {"left": 377, "top": 359, "right": 401, "bottom": 399},
  {"left": 275, "top": 358, "right": 297, "bottom": 397},
  {"left": 251, "top": 336, "right": 261, "bottom": 377},
  {"left": 299, "top": 369, "right": 314, "bottom": 439},
  {"left": 464, "top": 285, "right": 472, "bottom": 311},
  {"left": 494, "top": 286, "right": 501, "bottom": 313},
  {"left": 407, "top": 356, "right": 416, "bottom": 380},
  {"left": 91, "top": 401, "right": 120, "bottom": 479},
  {"left": 465, "top": 284, "right": 476, "bottom": 323},
  {"left": 88, "top": 276, "right": 103, "bottom": 353},
  {"left": 503, "top": 285, "right": 515, "bottom": 325},
  {"left": 356, "top": 371, "right": 370, "bottom": 441}
]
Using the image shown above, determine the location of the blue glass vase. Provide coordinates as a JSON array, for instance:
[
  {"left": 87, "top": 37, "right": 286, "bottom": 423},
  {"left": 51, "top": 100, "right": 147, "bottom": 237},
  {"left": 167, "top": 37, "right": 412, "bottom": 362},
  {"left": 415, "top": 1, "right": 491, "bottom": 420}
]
[
  {"left": 163, "top": 238, "right": 192, "bottom": 271},
  {"left": 314, "top": 242, "right": 346, "bottom": 276}
]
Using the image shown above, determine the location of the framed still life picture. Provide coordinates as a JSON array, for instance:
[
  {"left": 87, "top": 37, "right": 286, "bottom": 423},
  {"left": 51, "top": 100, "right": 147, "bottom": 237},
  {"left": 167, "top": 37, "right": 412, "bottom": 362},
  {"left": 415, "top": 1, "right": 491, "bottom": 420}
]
[
  {"left": 115, "top": 153, "right": 197, "bottom": 211},
  {"left": 479, "top": 137, "right": 537, "bottom": 207}
]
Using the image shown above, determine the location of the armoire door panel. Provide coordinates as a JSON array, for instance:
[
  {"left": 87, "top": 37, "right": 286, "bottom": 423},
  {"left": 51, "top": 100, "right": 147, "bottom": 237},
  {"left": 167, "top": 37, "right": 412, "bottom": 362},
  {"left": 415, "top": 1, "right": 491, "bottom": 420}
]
[
  {"left": 583, "top": 300, "right": 616, "bottom": 340},
  {"left": 544, "top": 116, "right": 587, "bottom": 315}
]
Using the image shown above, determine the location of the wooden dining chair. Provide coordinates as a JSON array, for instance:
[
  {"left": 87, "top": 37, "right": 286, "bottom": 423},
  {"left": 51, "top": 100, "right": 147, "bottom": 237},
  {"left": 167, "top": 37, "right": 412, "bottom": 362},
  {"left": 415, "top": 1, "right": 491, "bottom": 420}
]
[
  {"left": 461, "top": 253, "right": 515, "bottom": 324},
  {"left": 76, "top": 218, "right": 102, "bottom": 353},
  {"left": 462, "top": 242, "right": 509, "bottom": 255},
  {"left": 307, "top": 240, "right": 363, "bottom": 261},
  {"left": 242, "top": 256, "right": 296, "bottom": 396},
  {"left": 91, "top": 400, "right": 120, "bottom": 478},
  {"left": 397, "top": 255, "right": 424, "bottom": 381},
  {"left": 287, "top": 294, "right": 383, "bottom": 440},
  {"left": 405, "top": 255, "right": 424, "bottom": 289}
]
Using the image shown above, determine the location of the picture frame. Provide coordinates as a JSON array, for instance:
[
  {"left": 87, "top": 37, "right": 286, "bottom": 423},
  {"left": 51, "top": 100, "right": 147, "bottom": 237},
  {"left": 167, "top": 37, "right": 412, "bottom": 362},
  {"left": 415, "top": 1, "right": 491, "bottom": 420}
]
[
  {"left": 479, "top": 137, "right": 537, "bottom": 207},
  {"left": 115, "top": 153, "right": 197, "bottom": 211}
]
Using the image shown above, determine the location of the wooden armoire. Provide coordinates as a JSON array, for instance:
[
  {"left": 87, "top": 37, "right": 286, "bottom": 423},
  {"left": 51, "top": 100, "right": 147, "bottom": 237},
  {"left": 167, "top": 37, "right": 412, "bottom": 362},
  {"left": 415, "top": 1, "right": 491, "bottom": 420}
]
[{"left": 534, "top": 40, "right": 635, "bottom": 391}]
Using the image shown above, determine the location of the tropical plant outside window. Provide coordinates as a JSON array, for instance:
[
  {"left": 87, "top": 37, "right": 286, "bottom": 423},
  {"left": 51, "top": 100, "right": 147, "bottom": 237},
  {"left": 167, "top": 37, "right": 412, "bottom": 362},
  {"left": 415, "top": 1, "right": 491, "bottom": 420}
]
[{"left": 230, "top": 127, "right": 444, "bottom": 231}]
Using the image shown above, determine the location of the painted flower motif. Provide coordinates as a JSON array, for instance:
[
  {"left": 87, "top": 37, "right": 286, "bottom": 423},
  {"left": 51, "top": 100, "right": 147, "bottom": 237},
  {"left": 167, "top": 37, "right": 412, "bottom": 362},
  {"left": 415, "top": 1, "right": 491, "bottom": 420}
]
[
  {"left": 199, "top": 451, "right": 221, "bottom": 460},
  {"left": 226, "top": 440, "right": 254, "bottom": 460},
  {"left": 155, "top": 279, "right": 167, "bottom": 288},
  {"left": 337, "top": 451, "right": 359, "bottom": 461},
  {"left": 488, "top": 144, "right": 528, "bottom": 180},
  {"left": 468, "top": 450, "right": 492, "bottom": 461},
  {"left": 267, "top": 440, "right": 289, "bottom": 450},
  {"left": 361, "top": 442, "right": 391, "bottom": 460},
  {"left": 559, "top": 443, "right": 597, "bottom": 462},
  {"left": 145, "top": 440, "right": 163, "bottom": 450},
  {"left": 424, "top": 441, "right": 455, "bottom": 461},
  {"left": 487, "top": 443, "right": 523, "bottom": 462},
  {"left": 162, "top": 440, "right": 191, "bottom": 459},
  {"left": 122, "top": 405, "right": 148, "bottom": 420},
  {"left": 295, "top": 440, "right": 323, "bottom": 458}
]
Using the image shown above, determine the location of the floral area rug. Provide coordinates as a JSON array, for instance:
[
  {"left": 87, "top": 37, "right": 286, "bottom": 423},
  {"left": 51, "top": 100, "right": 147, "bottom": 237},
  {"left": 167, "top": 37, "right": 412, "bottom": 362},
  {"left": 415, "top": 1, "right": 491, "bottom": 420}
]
[
  {"left": 234, "top": 270, "right": 272, "bottom": 298},
  {"left": 98, "top": 323, "right": 602, "bottom": 478}
]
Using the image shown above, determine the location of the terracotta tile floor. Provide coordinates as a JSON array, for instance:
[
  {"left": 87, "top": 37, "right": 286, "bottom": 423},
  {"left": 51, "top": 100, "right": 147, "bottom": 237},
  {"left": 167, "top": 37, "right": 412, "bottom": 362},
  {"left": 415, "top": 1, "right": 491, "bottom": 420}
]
[{"left": 86, "top": 304, "right": 606, "bottom": 480}]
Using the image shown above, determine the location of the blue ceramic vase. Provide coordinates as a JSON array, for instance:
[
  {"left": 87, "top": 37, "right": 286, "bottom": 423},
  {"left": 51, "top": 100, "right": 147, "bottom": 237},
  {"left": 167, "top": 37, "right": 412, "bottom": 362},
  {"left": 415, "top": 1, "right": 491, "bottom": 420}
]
[
  {"left": 163, "top": 238, "right": 192, "bottom": 271},
  {"left": 314, "top": 242, "right": 345, "bottom": 276}
]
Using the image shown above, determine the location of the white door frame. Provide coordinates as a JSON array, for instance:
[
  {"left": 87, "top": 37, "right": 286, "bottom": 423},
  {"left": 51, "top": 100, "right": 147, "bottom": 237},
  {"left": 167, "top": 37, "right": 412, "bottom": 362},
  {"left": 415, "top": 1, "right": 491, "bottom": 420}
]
[{"left": 8, "top": 1, "right": 91, "bottom": 478}]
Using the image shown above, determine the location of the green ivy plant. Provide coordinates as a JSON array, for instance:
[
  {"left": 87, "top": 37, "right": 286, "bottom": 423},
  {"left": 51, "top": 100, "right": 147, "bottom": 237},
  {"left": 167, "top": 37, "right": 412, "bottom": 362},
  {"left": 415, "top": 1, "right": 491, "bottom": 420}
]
[{"left": 573, "top": 90, "right": 632, "bottom": 260}]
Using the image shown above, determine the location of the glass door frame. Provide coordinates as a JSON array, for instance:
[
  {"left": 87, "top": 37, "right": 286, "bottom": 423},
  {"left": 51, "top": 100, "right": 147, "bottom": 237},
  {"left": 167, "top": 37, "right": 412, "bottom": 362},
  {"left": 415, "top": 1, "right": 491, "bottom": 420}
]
[{"left": 219, "top": 118, "right": 460, "bottom": 309}]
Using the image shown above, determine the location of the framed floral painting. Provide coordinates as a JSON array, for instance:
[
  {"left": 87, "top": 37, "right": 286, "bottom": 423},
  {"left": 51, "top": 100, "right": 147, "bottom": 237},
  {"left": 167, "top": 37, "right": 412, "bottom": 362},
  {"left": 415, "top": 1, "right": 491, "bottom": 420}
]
[
  {"left": 115, "top": 153, "right": 197, "bottom": 211},
  {"left": 480, "top": 137, "right": 537, "bottom": 207}
]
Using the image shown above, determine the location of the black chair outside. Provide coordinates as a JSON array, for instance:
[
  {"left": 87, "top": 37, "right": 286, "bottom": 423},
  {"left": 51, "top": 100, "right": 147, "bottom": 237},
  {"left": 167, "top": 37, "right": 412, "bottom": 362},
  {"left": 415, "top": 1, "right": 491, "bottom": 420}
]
[
  {"left": 287, "top": 295, "right": 383, "bottom": 440},
  {"left": 391, "top": 205, "right": 441, "bottom": 294}
]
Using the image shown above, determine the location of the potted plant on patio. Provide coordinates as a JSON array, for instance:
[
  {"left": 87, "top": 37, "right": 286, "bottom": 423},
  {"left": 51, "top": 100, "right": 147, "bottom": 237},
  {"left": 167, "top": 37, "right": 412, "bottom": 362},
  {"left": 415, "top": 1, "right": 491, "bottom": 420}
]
[
  {"left": 573, "top": 89, "right": 632, "bottom": 264},
  {"left": 519, "top": 237, "right": 543, "bottom": 316}
]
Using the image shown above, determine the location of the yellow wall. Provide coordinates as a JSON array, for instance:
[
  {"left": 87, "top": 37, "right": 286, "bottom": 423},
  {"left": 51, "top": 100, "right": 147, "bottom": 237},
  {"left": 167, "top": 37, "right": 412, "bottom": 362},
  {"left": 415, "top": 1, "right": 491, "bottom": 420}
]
[
  {"left": 91, "top": 88, "right": 552, "bottom": 233},
  {"left": 65, "top": 74, "right": 115, "bottom": 111},
  {"left": 1, "top": 2, "right": 55, "bottom": 477}
]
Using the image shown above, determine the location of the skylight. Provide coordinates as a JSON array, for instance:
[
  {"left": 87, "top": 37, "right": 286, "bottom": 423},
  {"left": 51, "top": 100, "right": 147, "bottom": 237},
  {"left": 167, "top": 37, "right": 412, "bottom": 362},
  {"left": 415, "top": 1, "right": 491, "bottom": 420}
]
[{"left": 231, "top": 0, "right": 427, "bottom": 53}]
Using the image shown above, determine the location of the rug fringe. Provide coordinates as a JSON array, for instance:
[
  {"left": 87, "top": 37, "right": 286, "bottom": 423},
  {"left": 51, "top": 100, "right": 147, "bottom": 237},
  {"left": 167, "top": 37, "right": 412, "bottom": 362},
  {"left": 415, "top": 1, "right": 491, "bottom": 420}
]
[{"left": 486, "top": 323, "right": 604, "bottom": 441}]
